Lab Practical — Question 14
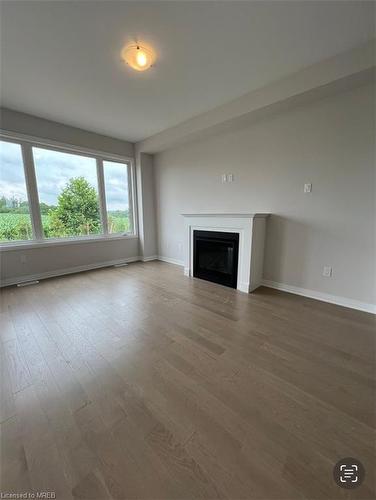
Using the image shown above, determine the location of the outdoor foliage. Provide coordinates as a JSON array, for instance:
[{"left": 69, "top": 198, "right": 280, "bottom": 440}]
[
  {"left": 0, "top": 213, "right": 33, "bottom": 241},
  {"left": 0, "top": 177, "right": 129, "bottom": 241},
  {"left": 43, "top": 177, "right": 101, "bottom": 237},
  {"left": 108, "top": 210, "right": 131, "bottom": 234}
]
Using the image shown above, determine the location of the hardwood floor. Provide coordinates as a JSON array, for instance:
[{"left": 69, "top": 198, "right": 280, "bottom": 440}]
[{"left": 1, "top": 261, "right": 375, "bottom": 500}]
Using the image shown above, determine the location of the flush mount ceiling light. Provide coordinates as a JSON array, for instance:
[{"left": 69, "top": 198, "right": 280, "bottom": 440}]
[{"left": 121, "top": 43, "right": 155, "bottom": 71}]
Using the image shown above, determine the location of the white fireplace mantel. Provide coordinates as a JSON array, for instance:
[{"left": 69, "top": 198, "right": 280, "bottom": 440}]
[{"left": 182, "top": 213, "right": 269, "bottom": 293}]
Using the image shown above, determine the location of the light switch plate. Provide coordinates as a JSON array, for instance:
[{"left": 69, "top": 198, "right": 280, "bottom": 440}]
[
  {"left": 227, "top": 173, "right": 234, "bottom": 183},
  {"left": 304, "top": 183, "right": 312, "bottom": 193},
  {"left": 221, "top": 174, "right": 227, "bottom": 183}
]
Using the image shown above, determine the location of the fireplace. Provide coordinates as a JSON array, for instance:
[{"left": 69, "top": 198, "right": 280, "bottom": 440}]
[
  {"left": 193, "top": 230, "right": 239, "bottom": 288},
  {"left": 183, "top": 213, "right": 269, "bottom": 293}
]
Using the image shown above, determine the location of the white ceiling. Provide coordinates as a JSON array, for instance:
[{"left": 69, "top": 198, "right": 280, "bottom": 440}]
[{"left": 1, "top": 1, "right": 374, "bottom": 142}]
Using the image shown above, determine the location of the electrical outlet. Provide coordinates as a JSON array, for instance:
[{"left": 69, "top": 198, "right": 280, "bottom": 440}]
[
  {"left": 304, "top": 183, "right": 312, "bottom": 193},
  {"left": 322, "top": 266, "right": 332, "bottom": 277}
]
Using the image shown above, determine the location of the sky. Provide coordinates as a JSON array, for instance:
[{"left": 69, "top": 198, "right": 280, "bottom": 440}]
[
  {"left": 0, "top": 141, "right": 129, "bottom": 211},
  {"left": 0, "top": 141, "right": 28, "bottom": 201}
]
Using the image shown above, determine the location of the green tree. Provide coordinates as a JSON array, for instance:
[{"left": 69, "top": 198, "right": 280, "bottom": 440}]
[
  {"left": 48, "top": 177, "right": 101, "bottom": 237},
  {"left": 39, "top": 202, "right": 55, "bottom": 215}
]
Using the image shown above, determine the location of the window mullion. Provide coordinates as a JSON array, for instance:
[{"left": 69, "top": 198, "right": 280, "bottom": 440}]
[
  {"left": 22, "top": 143, "right": 43, "bottom": 240},
  {"left": 96, "top": 158, "right": 108, "bottom": 234}
]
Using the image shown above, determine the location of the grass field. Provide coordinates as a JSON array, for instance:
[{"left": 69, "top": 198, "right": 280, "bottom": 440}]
[
  {"left": 0, "top": 213, "right": 33, "bottom": 241},
  {"left": 0, "top": 212, "right": 130, "bottom": 242}
]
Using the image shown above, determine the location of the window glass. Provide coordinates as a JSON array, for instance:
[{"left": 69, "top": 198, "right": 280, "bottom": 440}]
[
  {"left": 33, "top": 147, "right": 101, "bottom": 238},
  {"left": 0, "top": 141, "right": 33, "bottom": 241},
  {"left": 103, "top": 160, "right": 131, "bottom": 234}
]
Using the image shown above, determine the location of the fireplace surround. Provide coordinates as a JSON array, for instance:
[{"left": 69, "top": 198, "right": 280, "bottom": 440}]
[{"left": 182, "top": 213, "right": 269, "bottom": 293}]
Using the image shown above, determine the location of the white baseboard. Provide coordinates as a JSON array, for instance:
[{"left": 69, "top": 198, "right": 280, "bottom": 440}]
[
  {"left": 261, "top": 279, "right": 376, "bottom": 314},
  {"left": 157, "top": 255, "right": 184, "bottom": 267},
  {"left": 142, "top": 255, "right": 158, "bottom": 262},
  {"left": 1, "top": 256, "right": 141, "bottom": 287}
]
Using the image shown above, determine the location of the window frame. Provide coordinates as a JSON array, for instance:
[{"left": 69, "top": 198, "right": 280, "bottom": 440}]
[{"left": 0, "top": 130, "right": 137, "bottom": 250}]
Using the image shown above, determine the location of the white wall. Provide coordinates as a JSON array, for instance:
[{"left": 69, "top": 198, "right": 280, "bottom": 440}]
[
  {"left": 136, "top": 152, "right": 158, "bottom": 259},
  {"left": 1, "top": 238, "right": 139, "bottom": 285},
  {"left": 154, "top": 83, "right": 375, "bottom": 307},
  {"left": 0, "top": 108, "right": 134, "bottom": 157},
  {"left": 0, "top": 108, "right": 140, "bottom": 284}
]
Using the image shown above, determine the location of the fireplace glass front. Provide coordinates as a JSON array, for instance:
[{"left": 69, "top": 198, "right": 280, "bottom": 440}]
[{"left": 193, "top": 230, "right": 239, "bottom": 288}]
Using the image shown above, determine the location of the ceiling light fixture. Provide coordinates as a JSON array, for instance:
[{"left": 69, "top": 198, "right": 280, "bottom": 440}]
[{"left": 122, "top": 43, "right": 155, "bottom": 72}]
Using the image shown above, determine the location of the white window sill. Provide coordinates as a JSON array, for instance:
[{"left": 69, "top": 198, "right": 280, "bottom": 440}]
[{"left": 0, "top": 233, "right": 138, "bottom": 252}]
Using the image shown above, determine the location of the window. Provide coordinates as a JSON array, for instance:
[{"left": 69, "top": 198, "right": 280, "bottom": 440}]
[
  {"left": 0, "top": 140, "right": 33, "bottom": 241},
  {"left": 33, "top": 147, "right": 101, "bottom": 238},
  {"left": 103, "top": 160, "right": 132, "bottom": 234},
  {"left": 0, "top": 134, "right": 136, "bottom": 246}
]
